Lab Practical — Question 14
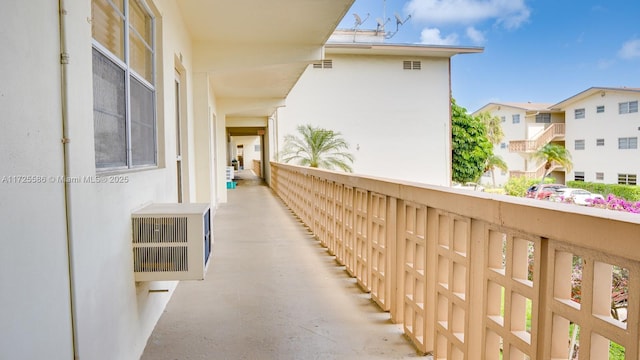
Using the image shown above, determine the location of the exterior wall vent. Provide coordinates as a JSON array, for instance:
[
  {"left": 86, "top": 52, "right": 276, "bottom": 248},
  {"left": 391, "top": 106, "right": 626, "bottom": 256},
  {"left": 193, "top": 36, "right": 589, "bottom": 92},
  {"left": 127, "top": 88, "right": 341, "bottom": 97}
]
[
  {"left": 313, "top": 59, "right": 333, "bottom": 69},
  {"left": 403, "top": 60, "right": 421, "bottom": 70},
  {"left": 132, "top": 203, "right": 212, "bottom": 281}
]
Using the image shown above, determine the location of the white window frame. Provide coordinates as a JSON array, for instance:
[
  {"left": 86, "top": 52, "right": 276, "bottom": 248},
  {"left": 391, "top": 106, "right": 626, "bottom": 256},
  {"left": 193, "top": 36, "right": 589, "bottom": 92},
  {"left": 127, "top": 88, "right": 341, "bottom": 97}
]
[
  {"left": 574, "top": 171, "right": 585, "bottom": 182},
  {"left": 92, "top": 0, "right": 157, "bottom": 171},
  {"left": 596, "top": 105, "right": 605, "bottom": 113},
  {"left": 574, "top": 108, "right": 585, "bottom": 119},
  {"left": 512, "top": 114, "right": 520, "bottom": 124},
  {"left": 535, "top": 113, "right": 551, "bottom": 123},
  {"left": 574, "top": 139, "right": 585, "bottom": 150},
  {"left": 596, "top": 138, "right": 605, "bottom": 146},
  {"left": 595, "top": 172, "right": 604, "bottom": 181},
  {"left": 618, "top": 137, "right": 638, "bottom": 149},
  {"left": 619, "top": 101, "right": 639, "bottom": 114},
  {"left": 618, "top": 173, "right": 637, "bottom": 185}
]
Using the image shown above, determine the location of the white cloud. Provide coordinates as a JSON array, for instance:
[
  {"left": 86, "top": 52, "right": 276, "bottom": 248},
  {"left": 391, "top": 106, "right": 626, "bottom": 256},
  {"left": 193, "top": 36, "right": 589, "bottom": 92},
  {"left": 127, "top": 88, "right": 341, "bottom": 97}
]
[
  {"left": 405, "top": 0, "right": 530, "bottom": 29},
  {"left": 420, "top": 28, "right": 459, "bottom": 45},
  {"left": 618, "top": 39, "right": 640, "bottom": 59},
  {"left": 466, "top": 27, "right": 486, "bottom": 44}
]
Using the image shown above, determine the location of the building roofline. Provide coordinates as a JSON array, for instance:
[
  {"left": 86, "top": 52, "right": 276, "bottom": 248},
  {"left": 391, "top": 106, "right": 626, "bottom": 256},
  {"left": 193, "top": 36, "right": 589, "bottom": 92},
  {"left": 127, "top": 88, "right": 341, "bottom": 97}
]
[
  {"left": 473, "top": 102, "right": 556, "bottom": 115},
  {"left": 324, "top": 42, "right": 484, "bottom": 58},
  {"left": 550, "top": 86, "right": 640, "bottom": 110}
]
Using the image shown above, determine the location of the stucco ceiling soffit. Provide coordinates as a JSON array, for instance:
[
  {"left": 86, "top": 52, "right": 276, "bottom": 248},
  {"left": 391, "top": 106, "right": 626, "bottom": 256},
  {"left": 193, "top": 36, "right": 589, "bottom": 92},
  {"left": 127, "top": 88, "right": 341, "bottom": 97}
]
[
  {"left": 176, "top": 0, "right": 354, "bottom": 44},
  {"left": 193, "top": 42, "right": 324, "bottom": 73},
  {"left": 218, "top": 97, "right": 286, "bottom": 115},
  {"left": 227, "top": 117, "right": 269, "bottom": 127},
  {"left": 210, "top": 63, "right": 307, "bottom": 99}
]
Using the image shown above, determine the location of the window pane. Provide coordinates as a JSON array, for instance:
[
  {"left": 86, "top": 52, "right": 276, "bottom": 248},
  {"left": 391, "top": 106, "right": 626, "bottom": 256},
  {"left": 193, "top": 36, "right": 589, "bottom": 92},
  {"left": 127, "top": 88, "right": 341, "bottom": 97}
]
[
  {"left": 92, "top": 0, "right": 125, "bottom": 61},
  {"left": 575, "top": 140, "right": 585, "bottom": 150},
  {"left": 619, "top": 138, "right": 628, "bottom": 149},
  {"left": 596, "top": 138, "right": 604, "bottom": 146},
  {"left": 630, "top": 101, "right": 638, "bottom": 113},
  {"left": 596, "top": 105, "right": 604, "bottom": 113},
  {"left": 619, "top": 102, "right": 629, "bottom": 114},
  {"left": 130, "top": 77, "right": 156, "bottom": 166},
  {"left": 129, "top": 0, "right": 152, "bottom": 43},
  {"left": 93, "top": 49, "right": 127, "bottom": 168},
  {"left": 130, "top": 32, "right": 153, "bottom": 83},
  {"left": 630, "top": 137, "right": 638, "bottom": 149},
  {"left": 129, "top": 0, "right": 153, "bottom": 83},
  {"left": 575, "top": 108, "right": 585, "bottom": 119}
]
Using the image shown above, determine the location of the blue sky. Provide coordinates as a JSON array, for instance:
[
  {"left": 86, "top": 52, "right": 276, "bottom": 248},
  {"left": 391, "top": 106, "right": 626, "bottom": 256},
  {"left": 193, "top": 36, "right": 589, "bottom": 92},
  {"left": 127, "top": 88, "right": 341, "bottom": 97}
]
[{"left": 336, "top": 0, "right": 640, "bottom": 112}]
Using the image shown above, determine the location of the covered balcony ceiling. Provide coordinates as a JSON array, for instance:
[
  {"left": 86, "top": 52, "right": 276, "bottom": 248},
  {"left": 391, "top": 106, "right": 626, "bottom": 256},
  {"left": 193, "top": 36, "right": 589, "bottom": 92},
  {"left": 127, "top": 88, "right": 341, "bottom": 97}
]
[{"left": 177, "top": 0, "right": 354, "bottom": 117}]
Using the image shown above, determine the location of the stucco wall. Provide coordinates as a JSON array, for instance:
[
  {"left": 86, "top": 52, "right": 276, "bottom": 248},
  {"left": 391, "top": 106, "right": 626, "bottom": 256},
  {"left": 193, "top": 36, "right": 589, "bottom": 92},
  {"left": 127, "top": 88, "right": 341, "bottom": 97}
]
[
  {"left": 277, "top": 53, "right": 452, "bottom": 186},
  {"left": 1, "top": 1, "right": 219, "bottom": 359},
  {"left": 0, "top": 2, "right": 74, "bottom": 358},
  {"left": 564, "top": 90, "right": 640, "bottom": 184}
]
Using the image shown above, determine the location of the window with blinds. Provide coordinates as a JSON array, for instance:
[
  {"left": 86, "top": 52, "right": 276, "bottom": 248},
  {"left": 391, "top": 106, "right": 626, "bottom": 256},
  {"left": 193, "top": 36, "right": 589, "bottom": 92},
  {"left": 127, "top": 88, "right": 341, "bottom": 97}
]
[{"left": 91, "top": 0, "right": 156, "bottom": 170}]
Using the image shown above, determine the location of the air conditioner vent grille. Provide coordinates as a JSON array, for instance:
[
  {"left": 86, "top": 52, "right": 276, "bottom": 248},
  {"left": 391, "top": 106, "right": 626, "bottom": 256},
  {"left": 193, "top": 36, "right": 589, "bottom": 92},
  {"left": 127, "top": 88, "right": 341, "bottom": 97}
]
[
  {"left": 133, "top": 246, "right": 188, "bottom": 272},
  {"left": 132, "top": 217, "right": 187, "bottom": 243}
]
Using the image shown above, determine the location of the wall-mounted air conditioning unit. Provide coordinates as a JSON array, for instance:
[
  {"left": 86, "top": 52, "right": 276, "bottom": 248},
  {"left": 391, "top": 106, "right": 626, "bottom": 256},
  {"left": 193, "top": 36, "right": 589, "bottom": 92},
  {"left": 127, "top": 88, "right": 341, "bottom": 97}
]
[{"left": 132, "top": 203, "right": 212, "bottom": 281}]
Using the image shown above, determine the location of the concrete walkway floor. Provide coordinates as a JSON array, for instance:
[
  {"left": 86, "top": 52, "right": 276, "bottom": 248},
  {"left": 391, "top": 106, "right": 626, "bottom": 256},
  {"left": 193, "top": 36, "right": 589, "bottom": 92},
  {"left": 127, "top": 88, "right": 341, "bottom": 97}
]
[{"left": 142, "top": 170, "right": 425, "bottom": 360}]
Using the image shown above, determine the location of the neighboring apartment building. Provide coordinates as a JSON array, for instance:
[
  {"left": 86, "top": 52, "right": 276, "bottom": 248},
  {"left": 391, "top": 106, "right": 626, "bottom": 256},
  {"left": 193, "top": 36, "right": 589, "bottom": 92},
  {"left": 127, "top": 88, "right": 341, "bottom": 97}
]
[
  {"left": 551, "top": 87, "right": 640, "bottom": 185},
  {"left": 276, "top": 30, "right": 483, "bottom": 186},
  {"left": 0, "top": 1, "right": 353, "bottom": 359},
  {"left": 472, "top": 102, "right": 565, "bottom": 186},
  {"left": 473, "top": 87, "right": 640, "bottom": 187}
]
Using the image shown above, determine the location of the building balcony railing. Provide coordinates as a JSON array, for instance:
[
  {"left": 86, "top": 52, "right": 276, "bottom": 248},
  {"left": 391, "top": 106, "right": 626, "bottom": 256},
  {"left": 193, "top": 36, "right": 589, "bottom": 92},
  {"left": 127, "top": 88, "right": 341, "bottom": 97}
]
[
  {"left": 271, "top": 162, "right": 640, "bottom": 359},
  {"left": 509, "top": 164, "right": 562, "bottom": 179},
  {"left": 509, "top": 123, "right": 565, "bottom": 153}
]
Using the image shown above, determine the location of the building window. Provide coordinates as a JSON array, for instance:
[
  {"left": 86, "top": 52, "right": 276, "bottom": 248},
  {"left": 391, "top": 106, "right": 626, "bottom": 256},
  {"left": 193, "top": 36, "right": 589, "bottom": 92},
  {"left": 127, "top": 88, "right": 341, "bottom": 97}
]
[
  {"left": 402, "top": 60, "right": 421, "bottom": 70},
  {"left": 574, "top": 171, "right": 585, "bottom": 182},
  {"left": 254, "top": 144, "right": 260, "bottom": 152},
  {"left": 618, "top": 137, "right": 638, "bottom": 149},
  {"left": 535, "top": 113, "right": 551, "bottom": 123},
  {"left": 500, "top": 142, "right": 507, "bottom": 149},
  {"left": 500, "top": 116, "right": 506, "bottom": 123},
  {"left": 618, "top": 174, "right": 637, "bottom": 185},
  {"left": 512, "top": 114, "right": 520, "bottom": 124},
  {"left": 574, "top": 139, "right": 585, "bottom": 150},
  {"left": 574, "top": 108, "right": 585, "bottom": 119},
  {"left": 619, "top": 100, "right": 639, "bottom": 114},
  {"left": 595, "top": 172, "right": 604, "bottom": 181},
  {"left": 596, "top": 138, "right": 605, "bottom": 146},
  {"left": 92, "top": 0, "right": 156, "bottom": 170},
  {"left": 596, "top": 105, "right": 605, "bottom": 113}
]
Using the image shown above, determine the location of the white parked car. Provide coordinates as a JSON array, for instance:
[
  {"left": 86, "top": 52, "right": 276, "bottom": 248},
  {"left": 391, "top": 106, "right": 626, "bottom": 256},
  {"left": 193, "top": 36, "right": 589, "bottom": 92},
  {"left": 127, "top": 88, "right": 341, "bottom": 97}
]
[{"left": 553, "top": 188, "right": 604, "bottom": 205}]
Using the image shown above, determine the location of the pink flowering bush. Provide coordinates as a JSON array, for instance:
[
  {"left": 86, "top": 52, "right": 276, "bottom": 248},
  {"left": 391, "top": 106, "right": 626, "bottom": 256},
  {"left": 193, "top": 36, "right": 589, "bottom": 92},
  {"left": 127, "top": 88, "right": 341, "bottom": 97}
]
[{"left": 587, "top": 194, "right": 640, "bottom": 214}]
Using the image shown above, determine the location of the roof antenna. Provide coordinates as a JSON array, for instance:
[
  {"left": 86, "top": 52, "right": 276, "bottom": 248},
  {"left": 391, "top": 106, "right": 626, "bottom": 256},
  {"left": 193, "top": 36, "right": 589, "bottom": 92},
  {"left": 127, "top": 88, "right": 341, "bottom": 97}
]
[
  {"left": 375, "top": 17, "right": 390, "bottom": 35},
  {"left": 352, "top": 12, "right": 369, "bottom": 42},
  {"left": 385, "top": 12, "right": 411, "bottom": 39}
]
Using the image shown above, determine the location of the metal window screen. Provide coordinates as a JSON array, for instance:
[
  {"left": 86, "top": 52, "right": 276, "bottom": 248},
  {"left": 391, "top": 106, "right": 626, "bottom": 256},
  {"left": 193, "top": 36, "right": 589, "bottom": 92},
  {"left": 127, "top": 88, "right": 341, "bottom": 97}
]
[
  {"left": 130, "top": 76, "right": 156, "bottom": 166},
  {"left": 93, "top": 48, "right": 127, "bottom": 168}
]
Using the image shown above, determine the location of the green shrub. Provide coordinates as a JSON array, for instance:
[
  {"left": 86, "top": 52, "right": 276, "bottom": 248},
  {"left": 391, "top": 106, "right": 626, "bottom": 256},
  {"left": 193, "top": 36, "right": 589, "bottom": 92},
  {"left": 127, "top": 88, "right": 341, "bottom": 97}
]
[
  {"left": 566, "top": 181, "right": 640, "bottom": 201},
  {"left": 504, "top": 177, "right": 555, "bottom": 197}
]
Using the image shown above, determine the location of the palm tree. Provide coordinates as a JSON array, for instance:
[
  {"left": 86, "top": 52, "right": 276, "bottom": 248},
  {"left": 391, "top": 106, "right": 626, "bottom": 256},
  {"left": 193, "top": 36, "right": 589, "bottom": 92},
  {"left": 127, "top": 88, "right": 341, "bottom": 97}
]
[
  {"left": 280, "top": 124, "right": 354, "bottom": 172},
  {"left": 476, "top": 111, "right": 505, "bottom": 145},
  {"left": 531, "top": 143, "right": 572, "bottom": 197},
  {"left": 484, "top": 154, "right": 508, "bottom": 188}
]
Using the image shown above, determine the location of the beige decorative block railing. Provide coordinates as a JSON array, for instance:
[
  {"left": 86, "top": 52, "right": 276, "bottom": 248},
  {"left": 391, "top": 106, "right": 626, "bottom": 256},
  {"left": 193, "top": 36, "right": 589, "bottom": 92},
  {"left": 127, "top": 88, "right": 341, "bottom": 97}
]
[
  {"left": 270, "top": 162, "right": 640, "bottom": 359},
  {"left": 509, "top": 123, "right": 565, "bottom": 153}
]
